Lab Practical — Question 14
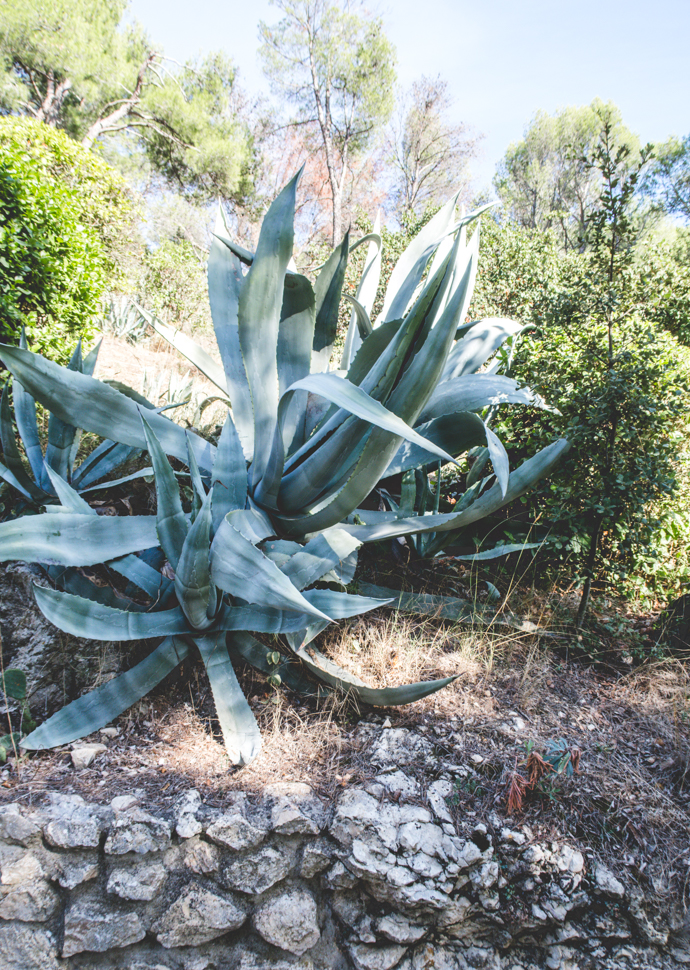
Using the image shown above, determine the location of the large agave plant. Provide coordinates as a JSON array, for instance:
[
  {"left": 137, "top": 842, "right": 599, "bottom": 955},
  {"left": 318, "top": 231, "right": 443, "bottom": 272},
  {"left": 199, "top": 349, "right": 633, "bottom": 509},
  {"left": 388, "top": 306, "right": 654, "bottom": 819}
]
[
  {"left": 0, "top": 172, "right": 569, "bottom": 764},
  {"left": 0, "top": 409, "right": 454, "bottom": 764}
]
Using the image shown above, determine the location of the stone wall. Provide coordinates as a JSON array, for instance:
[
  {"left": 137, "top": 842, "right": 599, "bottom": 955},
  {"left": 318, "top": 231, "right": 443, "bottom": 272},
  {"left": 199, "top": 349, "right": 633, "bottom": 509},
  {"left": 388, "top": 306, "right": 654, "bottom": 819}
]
[{"left": 1, "top": 727, "right": 688, "bottom": 970}]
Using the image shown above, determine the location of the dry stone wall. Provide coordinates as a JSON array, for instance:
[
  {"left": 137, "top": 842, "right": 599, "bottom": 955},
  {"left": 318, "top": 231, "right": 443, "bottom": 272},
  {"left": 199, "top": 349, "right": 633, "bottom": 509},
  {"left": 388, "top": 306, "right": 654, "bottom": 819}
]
[{"left": 1, "top": 726, "right": 688, "bottom": 970}]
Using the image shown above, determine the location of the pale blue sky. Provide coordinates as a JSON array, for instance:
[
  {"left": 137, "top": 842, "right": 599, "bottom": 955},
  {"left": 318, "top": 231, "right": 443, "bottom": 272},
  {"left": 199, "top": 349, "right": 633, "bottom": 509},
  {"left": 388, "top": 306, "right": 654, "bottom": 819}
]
[{"left": 129, "top": 0, "right": 690, "bottom": 192}]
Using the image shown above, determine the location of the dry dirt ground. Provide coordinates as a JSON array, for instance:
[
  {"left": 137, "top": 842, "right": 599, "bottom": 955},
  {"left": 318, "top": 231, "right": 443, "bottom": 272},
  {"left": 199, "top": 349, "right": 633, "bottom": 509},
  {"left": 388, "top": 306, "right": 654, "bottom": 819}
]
[{"left": 1, "top": 600, "right": 689, "bottom": 910}]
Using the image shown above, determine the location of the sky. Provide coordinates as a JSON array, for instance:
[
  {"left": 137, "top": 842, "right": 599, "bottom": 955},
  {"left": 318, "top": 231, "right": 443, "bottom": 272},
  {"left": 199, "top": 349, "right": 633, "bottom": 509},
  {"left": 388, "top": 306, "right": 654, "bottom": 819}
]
[{"left": 128, "top": 0, "right": 690, "bottom": 194}]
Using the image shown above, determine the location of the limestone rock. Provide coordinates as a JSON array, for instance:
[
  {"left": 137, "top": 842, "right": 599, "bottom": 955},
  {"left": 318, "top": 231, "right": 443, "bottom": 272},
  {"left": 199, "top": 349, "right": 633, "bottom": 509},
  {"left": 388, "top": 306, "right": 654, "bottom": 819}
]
[
  {"left": 207, "top": 811, "right": 267, "bottom": 851},
  {"left": 184, "top": 837, "right": 220, "bottom": 875},
  {"left": 426, "top": 779, "right": 453, "bottom": 823},
  {"left": 375, "top": 913, "right": 426, "bottom": 944},
  {"left": 55, "top": 852, "right": 99, "bottom": 889},
  {"left": 300, "top": 838, "right": 334, "bottom": 878},
  {"left": 62, "top": 897, "right": 146, "bottom": 956},
  {"left": 349, "top": 941, "right": 407, "bottom": 970},
  {"left": 71, "top": 743, "right": 107, "bottom": 769},
  {"left": 265, "top": 782, "right": 327, "bottom": 835},
  {"left": 222, "top": 842, "right": 296, "bottom": 895},
  {"left": 323, "top": 860, "right": 358, "bottom": 890},
  {"left": 233, "top": 945, "right": 315, "bottom": 970},
  {"left": 0, "top": 805, "right": 40, "bottom": 846},
  {"left": 104, "top": 808, "right": 171, "bottom": 855},
  {"left": 0, "top": 923, "right": 60, "bottom": 970},
  {"left": 111, "top": 794, "right": 139, "bottom": 811},
  {"left": 252, "top": 888, "right": 321, "bottom": 956},
  {"left": 370, "top": 729, "right": 433, "bottom": 768},
  {"left": 153, "top": 883, "right": 245, "bottom": 947},
  {"left": 593, "top": 863, "right": 625, "bottom": 898},
  {"left": 174, "top": 788, "right": 204, "bottom": 839},
  {"left": 0, "top": 853, "right": 59, "bottom": 921},
  {"left": 107, "top": 861, "right": 167, "bottom": 900}
]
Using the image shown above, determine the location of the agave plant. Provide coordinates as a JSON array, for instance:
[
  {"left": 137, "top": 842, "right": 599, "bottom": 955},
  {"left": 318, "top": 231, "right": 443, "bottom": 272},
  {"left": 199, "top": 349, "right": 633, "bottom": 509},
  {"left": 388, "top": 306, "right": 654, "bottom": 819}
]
[
  {"left": 134, "top": 173, "right": 569, "bottom": 548},
  {"left": 0, "top": 332, "right": 156, "bottom": 515},
  {"left": 1, "top": 412, "right": 454, "bottom": 765}
]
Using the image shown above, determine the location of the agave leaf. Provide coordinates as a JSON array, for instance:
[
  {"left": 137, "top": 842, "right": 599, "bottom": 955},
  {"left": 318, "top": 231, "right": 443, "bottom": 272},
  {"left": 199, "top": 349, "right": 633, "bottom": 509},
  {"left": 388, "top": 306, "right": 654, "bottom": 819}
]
[
  {"left": 486, "top": 426, "right": 510, "bottom": 498},
  {"left": 46, "top": 564, "right": 150, "bottom": 612},
  {"left": 71, "top": 440, "right": 140, "bottom": 489},
  {"left": 210, "top": 518, "right": 331, "bottom": 622},
  {"left": 0, "top": 459, "right": 34, "bottom": 501},
  {"left": 344, "top": 439, "right": 571, "bottom": 544},
  {"left": 292, "top": 641, "right": 456, "bottom": 707},
  {"left": 0, "top": 512, "right": 158, "bottom": 565},
  {"left": 217, "top": 590, "right": 387, "bottom": 634},
  {"left": 451, "top": 541, "right": 542, "bottom": 562},
  {"left": 82, "top": 339, "right": 101, "bottom": 376},
  {"left": 378, "top": 195, "right": 458, "bottom": 324},
  {"left": 277, "top": 273, "right": 316, "bottom": 456},
  {"left": 239, "top": 172, "right": 300, "bottom": 488},
  {"left": 312, "top": 231, "right": 349, "bottom": 373},
  {"left": 341, "top": 217, "right": 382, "bottom": 369},
  {"left": 14, "top": 331, "right": 48, "bottom": 489},
  {"left": 185, "top": 432, "right": 206, "bottom": 521},
  {"left": 226, "top": 507, "right": 274, "bottom": 545},
  {"left": 282, "top": 374, "right": 459, "bottom": 467},
  {"left": 227, "top": 631, "right": 318, "bottom": 695},
  {"left": 175, "top": 490, "right": 216, "bottom": 630},
  {"left": 0, "top": 383, "right": 48, "bottom": 502},
  {"left": 419, "top": 374, "right": 553, "bottom": 424},
  {"left": 357, "top": 583, "right": 492, "bottom": 620},
  {"left": 102, "top": 381, "right": 158, "bottom": 409},
  {"left": 107, "top": 553, "right": 172, "bottom": 600},
  {"left": 80, "top": 467, "right": 154, "bottom": 493},
  {"left": 21, "top": 636, "right": 189, "bottom": 750},
  {"left": 208, "top": 213, "right": 253, "bottom": 461},
  {"left": 280, "top": 528, "right": 361, "bottom": 591},
  {"left": 137, "top": 306, "right": 230, "bottom": 397},
  {"left": 441, "top": 318, "right": 524, "bottom": 383},
  {"left": 385, "top": 411, "right": 488, "bottom": 477},
  {"left": 139, "top": 411, "right": 188, "bottom": 569},
  {"left": 33, "top": 584, "right": 188, "bottom": 640},
  {"left": 261, "top": 538, "right": 303, "bottom": 566},
  {"left": 214, "top": 232, "right": 254, "bottom": 265},
  {"left": 211, "top": 413, "right": 247, "bottom": 535},
  {"left": 343, "top": 294, "right": 373, "bottom": 340},
  {"left": 45, "top": 341, "right": 83, "bottom": 479},
  {"left": 345, "top": 318, "right": 404, "bottom": 387},
  {"left": 195, "top": 632, "right": 261, "bottom": 766},
  {"left": 44, "top": 466, "right": 92, "bottom": 514},
  {"left": 0, "top": 346, "right": 215, "bottom": 472}
]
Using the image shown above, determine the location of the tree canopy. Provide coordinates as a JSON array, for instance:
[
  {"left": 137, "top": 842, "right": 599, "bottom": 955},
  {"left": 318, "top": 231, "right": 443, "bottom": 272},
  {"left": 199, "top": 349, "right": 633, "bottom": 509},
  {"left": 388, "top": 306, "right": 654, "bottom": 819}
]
[
  {"left": 259, "top": 0, "right": 396, "bottom": 244},
  {"left": 494, "top": 100, "right": 640, "bottom": 251},
  {"left": 0, "top": 0, "right": 255, "bottom": 202},
  {"left": 644, "top": 134, "right": 690, "bottom": 222}
]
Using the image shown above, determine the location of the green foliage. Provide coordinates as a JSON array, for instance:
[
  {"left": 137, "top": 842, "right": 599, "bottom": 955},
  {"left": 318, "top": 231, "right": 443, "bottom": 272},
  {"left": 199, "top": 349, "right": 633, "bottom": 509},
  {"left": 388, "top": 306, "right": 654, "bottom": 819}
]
[
  {"left": 484, "top": 124, "right": 690, "bottom": 606},
  {"left": 0, "top": 117, "right": 136, "bottom": 358},
  {"left": 1, "top": 666, "right": 35, "bottom": 742}
]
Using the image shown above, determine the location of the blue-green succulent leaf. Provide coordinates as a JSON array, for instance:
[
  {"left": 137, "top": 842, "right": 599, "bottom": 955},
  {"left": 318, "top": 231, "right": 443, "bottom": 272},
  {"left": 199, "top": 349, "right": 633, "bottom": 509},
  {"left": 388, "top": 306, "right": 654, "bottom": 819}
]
[
  {"left": 196, "top": 632, "right": 261, "bottom": 765},
  {"left": 0, "top": 513, "right": 158, "bottom": 565},
  {"left": 33, "top": 584, "right": 188, "bottom": 640},
  {"left": 139, "top": 411, "right": 188, "bottom": 569}
]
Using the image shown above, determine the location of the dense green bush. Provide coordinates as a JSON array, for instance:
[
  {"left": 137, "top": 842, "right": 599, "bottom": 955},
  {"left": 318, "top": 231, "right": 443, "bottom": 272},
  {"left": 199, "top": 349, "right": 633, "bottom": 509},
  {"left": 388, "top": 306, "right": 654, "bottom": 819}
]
[
  {"left": 0, "top": 118, "right": 137, "bottom": 359},
  {"left": 470, "top": 201, "right": 690, "bottom": 602}
]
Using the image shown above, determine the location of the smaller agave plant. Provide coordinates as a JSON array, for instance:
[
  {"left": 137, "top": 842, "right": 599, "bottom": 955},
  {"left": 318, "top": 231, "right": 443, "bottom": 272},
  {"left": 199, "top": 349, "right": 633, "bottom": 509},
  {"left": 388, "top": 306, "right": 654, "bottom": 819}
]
[
  {"left": 0, "top": 332, "right": 155, "bottom": 515},
  {"left": 3, "top": 412, "right": 454, "bottom": 766}
]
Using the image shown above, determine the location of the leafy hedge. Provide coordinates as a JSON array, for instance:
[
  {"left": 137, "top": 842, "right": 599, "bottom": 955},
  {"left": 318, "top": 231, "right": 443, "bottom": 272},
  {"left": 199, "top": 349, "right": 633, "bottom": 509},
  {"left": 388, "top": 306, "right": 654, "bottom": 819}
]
[{"left": 0, "top": 118, "right": 137, "bottom": 360}]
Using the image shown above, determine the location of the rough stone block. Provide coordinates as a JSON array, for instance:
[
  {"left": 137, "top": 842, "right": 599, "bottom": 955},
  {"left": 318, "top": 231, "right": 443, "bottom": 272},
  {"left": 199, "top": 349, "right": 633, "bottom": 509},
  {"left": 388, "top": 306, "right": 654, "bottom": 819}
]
[{"left": 253, "top": 888, "right": 321, "bottom": 956}]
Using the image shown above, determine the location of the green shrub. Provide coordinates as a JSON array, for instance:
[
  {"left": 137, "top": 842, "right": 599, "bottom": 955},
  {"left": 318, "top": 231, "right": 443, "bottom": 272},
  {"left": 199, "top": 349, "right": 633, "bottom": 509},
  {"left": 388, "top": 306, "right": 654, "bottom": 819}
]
[{"left": 0, "top": 118, "right": 137, "bottom": 359}]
